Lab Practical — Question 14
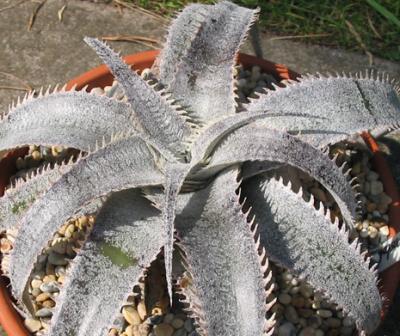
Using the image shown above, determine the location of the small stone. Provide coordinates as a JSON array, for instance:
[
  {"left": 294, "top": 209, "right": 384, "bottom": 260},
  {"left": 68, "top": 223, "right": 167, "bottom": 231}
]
[
  {"left": 184, "top": 319, "right": 194, "bottom": 332},
  {"left": 122, "top": 306, "right": 141, "bottom": 326},
  {"left": 359, "top": 227, "right": 369, "bottom": 238},
  {"left": 42, "top": 299, "right": 55, "bottom": 308},
  {"left": 138, "top": 323, "right": 151, "bottom": 336},
  {"left": 299, "top": 326, "right": 315, "bottom": 336},
  {"left": 326, "top": 317, "right": 341, "bottom": 328},
  {"left": 35, "top": 292, "right": 50, "bottom": 302},
  {"left": 366, "top": 171, "right": 379, "bottom": 181},
  {"left": 307, "top": 315, "right": 322, "bottom": 328},
  {"left": 342, "top": 317, "right": 354, "bottom": 328},
  {"left": 64, "top": 223, "right": 76, "bottom": 238},
  {"left": 316, "top": 309, "right": 332, "bottom": 318},
  {"left": 379, "top": 225, "right": 389, "bottom": 237},
  {"left": 78, "top": 216, "right": 88, "bottom": 227},
  {"left": 368, "top": 226, "right": 378, "bottom": 239},
  {"left": 48, "top": 252, "right": 68, "bottom": 266},
  {"left": 340, "top": 327, "right": 354, "bottom": 336},
  {"left": 315, "top": 330, "right": 324, "bottom": 336},
  {"left": 32, "top": 150, "right": 41, "bottom": 160},
  {"left": 31, "top": 279, "right": 43, "bottom": 289},
  {"left": 171, "top": 318, "right": 184, "bottom": 329},
  {"left": 0, "top": 238, "right": 12, "bottom": 253},
  {"left": 43, "top": 275, "right": 57, "bottom": 283},
  {"left": 300, "top": 284, "right": 313, "bottom": 298},
  {"left": 35, "top": 307, "right": 53, "bottom": 318},
  {"left": 55, "top": 266, "right": 66, "bottom": 277},
  {"left": 278, "top": 322, "right": 296, "bottom": 336},
  {"left": 370, "top": 181, "right": 384, "bottom": 195},
  {"left": 31, "top": 288, "right": 41, "bottom": 297},
  {"left": 40, "top": 281, "right": 59, "bottom": 293},
  {"left": 284, "top": 306, "right": 299, "bottom": 324},
  {"left": 152, "top": 307, "right": 164, "bottom": 316},
  {"left": 16, "top": 157, "right": 26, "bottom": 170},
  {"left": 366, "top": 202, "right": 377, "bottom": 212},
  {"left": 137, "top": 301, "right": 147, "bottom": 320},
  {"left": 154, "top": 323, "right": 174, "bottom": 336},
  {"left": 90, "top": 87, "right": 104, "bottom": 95},
  {"left": 291, "top": 295, "right": 305, "bottom": 308},
  {"left": 24, "top": 318, "right": 42, "bottom": 332},
  {"left": 237, "top": 78, "right": 247, "bottom": 88},
  {"left": 278, "top": 293, "right": 292, "bottom": 305},
  {"left": 282, "top": 272, "right": 293, "bottom": 282},
  {"left": 125, "top": 325, "right": 135, "bottom": 336},
  {"left": 163, "top": 313, "right": 174, "bottom": 324},
  {"left": 298, "top": 308, "right": 313, "bottom": 318},
  {"left": 51, "top": 240, "right": 67, "bottom": 254},
  {"left": 172, "top": 329, "right": 186, "bottom": 336},
  {"left": 108, "top": 328, "right": 119, "bottom": 336},
  {"left": 148, "top": 314, "right": 163, "bottom": 325}
]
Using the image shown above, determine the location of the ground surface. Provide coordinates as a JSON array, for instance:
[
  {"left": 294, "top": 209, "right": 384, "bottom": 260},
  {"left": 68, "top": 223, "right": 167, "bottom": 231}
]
[{"left": 0, "top": 0, "right": 399, "bottom": 335}]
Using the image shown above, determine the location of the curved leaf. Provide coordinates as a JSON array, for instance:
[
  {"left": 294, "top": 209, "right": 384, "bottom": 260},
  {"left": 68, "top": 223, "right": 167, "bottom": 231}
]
[
  {"left": 243, "top": 175, "right": 381, "bottom": 334},
  {"left": 0, "top": 89, "right": 135, "bottom": 152},
  {"left": 85, "top": 38, "right": 192, "bottom": 160},
  {"left": 156, "top": 4, "right": 209, "bottom": 85},
  {"left": 9, "top": 134, "right": 163, "bottom": 303},
  {"left": 0, "top": 165, "right": 103, "bottom": 235},
  {"left": 49, "top": 189, "right": 164, "bottom": 336},
  {"left": 168, "top": 2, "right": 258, "bottom": 121},
  {"left": 246, "top": 74, "right": 400, "bottom": 147},
  {"left": 197, "top": 125, "right": 358, "bottom": 228},
  {"left": 175, "top": 168, "right": 273, "bottom": 336}
]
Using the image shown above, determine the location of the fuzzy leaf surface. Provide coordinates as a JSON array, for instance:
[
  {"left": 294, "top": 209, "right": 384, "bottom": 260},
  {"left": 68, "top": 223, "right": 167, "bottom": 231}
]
[
  {"left": 49, "top": 189, "right": 163, "bottom": 336},
  {"left": 197, "top": 125, "right": 357, "bottom": 227},
  {"left": 246, "top": 75, "right": 400, "bottom": 147},
  {"left": 175, "top": 168, "right": 270, "bottom": 336},
  {"left": 0, "top": 165, "right": 104, "bottom": 233},
  {"left": 243, "top": 175, "right": 381, "bottom": 334},
  {"left": 0, "top": 91, "right": 135, "bottom": 152},
  {"left": 9, "top": 135, "right": 163, "bottom": 302},
  {"left": 157, "top": 4, "right": 209, "bottom": 85},
  {"left": 85, "top": 38, "right": 191, "bottom": 160},
  {"left": 168, "top": 1, "right": 257, "bottom": 121}
]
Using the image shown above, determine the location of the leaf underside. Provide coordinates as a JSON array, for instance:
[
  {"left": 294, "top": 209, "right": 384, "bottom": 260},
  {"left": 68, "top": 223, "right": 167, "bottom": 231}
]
[
  {"left": 243, "top": 175, "right": 381, "bottom": 334},
  {"left": 175, "top": 168, "right": 273, "bottom": 336},
  {"left": 9, "top": 135, "right": 163, "bottom": 305},
  {"left": 246, "top": 75, "right": 400, "bottom": 147},
  {"left": 0, "top": 90, "right": 135, "bottom": 152},
  {"left": 49, "top": 189, "right": 164, "bottom": 336}
]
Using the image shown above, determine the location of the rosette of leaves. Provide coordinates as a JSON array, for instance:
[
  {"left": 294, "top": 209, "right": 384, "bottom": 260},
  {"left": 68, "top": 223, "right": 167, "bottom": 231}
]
[{"left": 1, "top": 1, "right": 400, "bottom": 335}]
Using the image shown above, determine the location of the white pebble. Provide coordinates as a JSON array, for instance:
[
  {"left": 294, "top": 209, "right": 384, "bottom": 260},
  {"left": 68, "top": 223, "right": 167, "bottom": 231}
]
[
  {"left": 35, "top": 308, "right": 53, "bottom": 318},
  {"left": 40, "top": 281, "right": 59, "bottom": 293},
  {"left": 24, "top": 318, "right": 42, "bottom": 332}
]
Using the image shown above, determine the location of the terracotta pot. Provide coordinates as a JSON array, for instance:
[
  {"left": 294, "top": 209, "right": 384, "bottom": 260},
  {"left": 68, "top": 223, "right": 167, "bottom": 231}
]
[{"left": 0, "top": 50, "right": 397, "bottom": 335}]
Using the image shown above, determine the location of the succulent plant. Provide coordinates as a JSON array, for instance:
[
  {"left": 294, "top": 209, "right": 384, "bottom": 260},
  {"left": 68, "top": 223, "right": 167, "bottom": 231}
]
[{"left": 1, "top": 1, "right": 400, "bottom": 335}]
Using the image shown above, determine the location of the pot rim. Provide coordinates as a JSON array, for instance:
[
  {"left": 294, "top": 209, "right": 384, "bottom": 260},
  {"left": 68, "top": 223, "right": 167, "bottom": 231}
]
[{"left": 0, "top": 50, "right": 397, "bottom": 336}]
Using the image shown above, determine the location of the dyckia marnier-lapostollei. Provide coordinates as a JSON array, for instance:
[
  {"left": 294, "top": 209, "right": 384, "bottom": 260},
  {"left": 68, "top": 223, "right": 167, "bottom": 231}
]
[{"left": 1, "top": 1, "right": 400, "bottom": 335}]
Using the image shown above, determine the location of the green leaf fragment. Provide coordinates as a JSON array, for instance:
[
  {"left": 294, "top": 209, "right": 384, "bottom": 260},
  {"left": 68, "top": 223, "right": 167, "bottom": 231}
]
[{"left": 99, "top": 242, "right": 138, "bottom": 269}]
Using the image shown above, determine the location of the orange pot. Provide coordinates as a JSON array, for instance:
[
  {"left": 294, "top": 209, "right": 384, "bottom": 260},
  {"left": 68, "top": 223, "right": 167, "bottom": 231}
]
[{"left": 0, "top": 50, "right": 397, "bottom": 335}]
